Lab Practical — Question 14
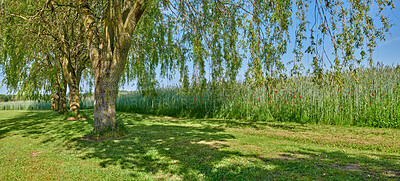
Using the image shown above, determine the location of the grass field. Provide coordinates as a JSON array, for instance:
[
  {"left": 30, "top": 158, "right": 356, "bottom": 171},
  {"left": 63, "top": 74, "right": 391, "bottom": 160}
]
[{"left": 1, "top": 110, "right": 399, "bottom": 180}]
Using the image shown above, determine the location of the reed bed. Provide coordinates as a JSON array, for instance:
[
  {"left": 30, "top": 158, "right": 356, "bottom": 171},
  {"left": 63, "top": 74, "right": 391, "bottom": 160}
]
[
  {"left": 113, "top": 65, "right": 400, "bottom": 128},
  {"left": 2, "top": 65, "right": 399, "bottom": 128}
]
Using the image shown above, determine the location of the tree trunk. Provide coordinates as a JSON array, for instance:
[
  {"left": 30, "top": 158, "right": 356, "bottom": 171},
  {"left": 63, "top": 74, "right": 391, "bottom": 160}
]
[
  {"left": 52, "top": 71, "right": 66, "bottom": 112},
  {"left": 53, "top": 93, "right": 60, "bottom": 111},
  {"left": 51, "top": 97, "right": 56, "bottom": 111},
  {"left": 51, "top": 91, "right": 58, "bottom": 111},
  {"left": 52, "top": 72, "right": 61, "bottom": 111},
  {"left": 93, "top": 76, "right": 119, "bottom": 132},
  {"left": 79, "top": 0, "right": 147, "bottom": 133},
  {"left": 68, "top": 80, "right": 80, "bottom": 117},
  {"left": 61, "top": 56, "right": 82, "bottom": 118},
  {"left": 59, "top": 80, "right": 68, "bottom": 112}
]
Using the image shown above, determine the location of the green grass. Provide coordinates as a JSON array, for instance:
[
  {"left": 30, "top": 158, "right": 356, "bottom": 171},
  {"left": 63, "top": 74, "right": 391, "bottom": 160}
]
[{"left": 1, "top": 110, "right": 399, "bottom": 180}]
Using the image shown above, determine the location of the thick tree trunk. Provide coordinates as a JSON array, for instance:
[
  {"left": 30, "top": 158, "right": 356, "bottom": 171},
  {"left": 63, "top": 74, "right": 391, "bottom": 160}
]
[
  {"left": 52, "top": 93, "right": 60, "bottom": 111},
  {"left": 52, "top": 72, "right": 67, "bottom": 112},
  {"left": 93, "top": 77, "right": 119, "bottom": 132},
  {"left": 92, "top": 44, "right": 126, "bottom": 132},
  {"left": 59, "top": 80, "right": 68, "bottom": 112},
  {"left": 52, "top": 73, "right": 61, "bottom": 111},
  {"left": 62, "top": 56, "right": 83, "bottom": 118},
  {"left": 51, "top": 87, "right": 66, "bottom": 112},
  {"left": 51, "top": 92, "right": 58, "bottom": 111},
  {"left": 68, "top": 80, "right": 80, "bottom": 117},
  {"left": 79, "top": 0, "right": 147, "bottom": 134},
  {"left": 51, "top": 97, "right": 55, "bottom": 110}
]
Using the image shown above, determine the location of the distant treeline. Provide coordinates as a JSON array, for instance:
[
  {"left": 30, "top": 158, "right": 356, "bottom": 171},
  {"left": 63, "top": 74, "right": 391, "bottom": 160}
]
[
  {"left": 0, "top": 90, "right": 132, "bottom": 103},
  {"left": 0, "top": 94, "right": 17, "bottom": 102},
  {"left": 0, "top": 94, "right": 46, "bottom": 102}
]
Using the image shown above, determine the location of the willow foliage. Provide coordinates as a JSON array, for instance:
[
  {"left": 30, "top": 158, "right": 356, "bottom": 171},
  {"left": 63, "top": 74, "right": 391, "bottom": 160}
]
[
  {"left": 120, "top": 0, "right": 394, "bottom": 94},
  {"left": 0, "top": 0, "right": 90, "bottom": 101},
  {"left": 0, "top": 0, "right": 48, "bottom": 98},
  {"left": 1, "top": 0, "right": 395, "bottom": 95}
]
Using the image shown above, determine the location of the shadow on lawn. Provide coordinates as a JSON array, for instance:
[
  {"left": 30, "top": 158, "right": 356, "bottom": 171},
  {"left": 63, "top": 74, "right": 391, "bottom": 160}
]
[
  {"left": 148, "top": 115, "right": 312, "bottom": 132},
  {"left": 259, "top": 148, "right": 400, "bottom": 180},
  {"left": 0, "top": 110, "right": 92, "bottom": 144},
  {"left": 0, "top": 111, "right": 58, "bottom": 139},
  {"left": 1, "top": 110, "right": 399, "bottom": 180},
  {"left": 73, "top": 113, "right": 399, "bottom": 180},
  {"left": 74, "top": 113, "right": 248, "bottom": 180}
]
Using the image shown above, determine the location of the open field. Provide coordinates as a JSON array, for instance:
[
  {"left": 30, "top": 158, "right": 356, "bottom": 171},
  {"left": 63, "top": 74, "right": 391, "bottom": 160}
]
[{"left": 1, "top": 110, "right": 399, "bottom": 180}]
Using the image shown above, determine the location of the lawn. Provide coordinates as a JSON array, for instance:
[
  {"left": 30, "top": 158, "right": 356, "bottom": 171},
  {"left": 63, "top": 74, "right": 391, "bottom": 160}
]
[{"left": 0, "top": 110, "right": 399, "bottom": 180}]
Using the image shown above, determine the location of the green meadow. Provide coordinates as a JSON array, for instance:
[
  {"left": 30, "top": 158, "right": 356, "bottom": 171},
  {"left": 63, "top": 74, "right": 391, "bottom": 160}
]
[{"left": 1, "top": 110, "right": 399, "bottom": 180}]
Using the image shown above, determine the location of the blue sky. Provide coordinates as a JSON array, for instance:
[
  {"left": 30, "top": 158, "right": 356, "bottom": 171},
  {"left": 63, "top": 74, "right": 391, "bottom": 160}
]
[
  {"left": 375, "top": 4, "right": 400, "bottom": 65},
  {"left": 1, "top": 2, "right": 400, "bottom": 95}
]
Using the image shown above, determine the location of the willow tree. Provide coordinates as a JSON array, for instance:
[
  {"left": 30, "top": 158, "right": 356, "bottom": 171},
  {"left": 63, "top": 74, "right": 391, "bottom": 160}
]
[
  {"left": 76, "top": 0, "right": 147, "bottom": 132},
  {"left": 0, "top": 0, "right": 67, "bottom": 109},
  {"left": 0, "top": 27, "right": 67, "bottom": 112},
  {"left": 36, "top": 2, "right": 90, "bottom": 117},
  {"left": 0, "top": 0, "right": 90, "bottom": 117},
  {"left": 73, "top": 0, "right": 394, "bottom": 133},
  {"left": 1, "top": 0, "right": 394, "bottom": 133}
]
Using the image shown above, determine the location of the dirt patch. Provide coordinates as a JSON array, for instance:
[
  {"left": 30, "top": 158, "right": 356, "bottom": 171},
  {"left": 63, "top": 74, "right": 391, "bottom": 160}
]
[
  {"left": 77, "top": 134, "right": 128, "bottom": 142},
  {"left": 196, "top": 140, "right": 229, "bottom": 150},
  {"left": 339, "top": 163, "right": 362, "bottom": 171},
  {"left": 65, "top": 117, "right": 87, "bottom": 121},
  {"left": 382, "top": 170, "right": 399, "bottom": 177},
  {"left": 31, "top": 151, "right": 48, "bottom": 158},
  {"left": 278, "top": 153, "right": 310, "bottom": 161},
  {"left": 30, "top": 147, "right": 69, "bottom": 158}
]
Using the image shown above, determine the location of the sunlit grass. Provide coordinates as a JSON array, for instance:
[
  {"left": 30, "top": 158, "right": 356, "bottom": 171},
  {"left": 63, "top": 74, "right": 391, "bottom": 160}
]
[{"left": 1, "top": 110, "right": 399, "bottom": 180}]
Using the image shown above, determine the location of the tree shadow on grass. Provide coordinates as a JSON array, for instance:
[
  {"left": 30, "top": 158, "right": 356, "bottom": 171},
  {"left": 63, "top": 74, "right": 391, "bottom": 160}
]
[
  {"left": 147, "top": 115, "right": 312, "bottom": 132},
  {"left": 72, "top": 113, "right": 400, "bottom": 180},
  {"left": 73, "top": 114, "right": 249, "bottom": 180},
  {"left": 0, "top": 111, "right": 56, "bottom": 139},
  {"left": 1, "top": 110, "right": 399, "bottom": 180},
  {"left": 250, "top": 147, "right": 400, "bottom": 180},
  {"left": 0, "top": 110, "right": 93, "bottom": 144}
]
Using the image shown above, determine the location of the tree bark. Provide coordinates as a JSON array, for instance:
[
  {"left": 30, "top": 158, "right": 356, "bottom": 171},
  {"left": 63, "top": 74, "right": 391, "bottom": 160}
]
[
  {"left": 52, "top": 69, "right": 66, "bottom": 112},
  {"left": 59, "top": 77, "right": 68, "bottom": 112},
  {"left": 51, "top": 91, "right": 59, "bottom": 111},
  {"left": 68, "top": 80, "right": 80, "bottom": 117},
  {"left": 61, "top": 56, "right": 83, "bottom": 118},
  {"left": 51, "top": 78, "right": 67, "bottom": 112},
  {"left": 79, "top": 0, "right": 148, "bottom": 133},
  {"left": 92, "top": 46, "right": 127, "bottom": 132},
  {"left": 51, "top": 97, "right": 56, "bottom": 111},
  {"left": 53, "top": 93, "right": 60, "bottom": 111},
  {"left": 93, "top": 75, "right": 119, "bottom": 132}
]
